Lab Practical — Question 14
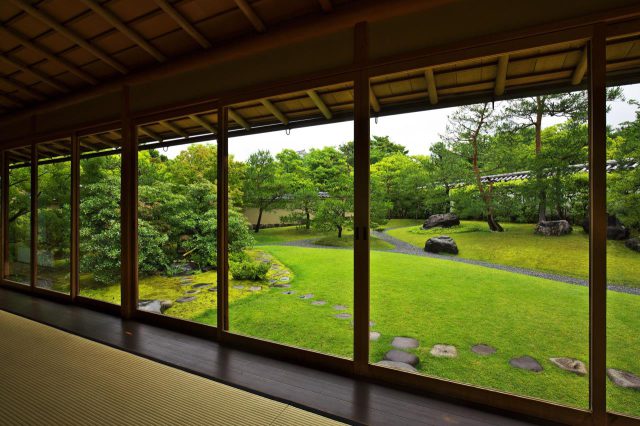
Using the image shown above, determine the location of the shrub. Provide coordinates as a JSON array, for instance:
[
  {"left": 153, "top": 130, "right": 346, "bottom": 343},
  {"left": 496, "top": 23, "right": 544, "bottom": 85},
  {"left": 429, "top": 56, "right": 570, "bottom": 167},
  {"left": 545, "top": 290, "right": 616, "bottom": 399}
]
[{"left": 230, "top": 260, "right": 269, "bottom": 281}]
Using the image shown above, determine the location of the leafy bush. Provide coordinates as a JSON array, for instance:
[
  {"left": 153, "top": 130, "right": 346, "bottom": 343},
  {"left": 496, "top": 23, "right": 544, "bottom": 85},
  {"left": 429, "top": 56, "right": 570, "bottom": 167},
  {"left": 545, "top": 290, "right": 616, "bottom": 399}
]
[{"left": 230, "top": 260, "right": 269, "bottom": 281}]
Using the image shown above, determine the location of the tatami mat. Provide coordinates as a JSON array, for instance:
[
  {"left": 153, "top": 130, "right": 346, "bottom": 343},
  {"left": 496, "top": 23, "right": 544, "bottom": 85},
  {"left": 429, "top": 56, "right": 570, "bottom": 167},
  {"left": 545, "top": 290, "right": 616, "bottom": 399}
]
[{"left": 0, "top": 310, "right": 345, "bottom": 426}]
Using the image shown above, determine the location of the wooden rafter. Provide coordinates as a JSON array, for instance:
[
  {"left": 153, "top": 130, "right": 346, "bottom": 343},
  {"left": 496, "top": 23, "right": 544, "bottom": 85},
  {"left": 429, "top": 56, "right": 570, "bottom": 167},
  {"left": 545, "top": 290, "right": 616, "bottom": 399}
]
[
  {"left": 0, "top": 90, "right": 23, "bottom": 107},
  {"left": 369, "top": 85, "right": 381, "bottom": 113},
  {"left": 78, "top": 0, "right": 166, "bottom": 63},
  {"left": 228, "top": 108, "right": 251, "bottom": 130},
  {"left": 0, "top": 26, "right": 98, "bottom": 85},
  {"left": 571, "top": 46, "right": 588, "bottom": 85},
  {"left": 424, "top": 68, "right": 437, "bottom": 105},
  {"left": 189, "top": 115, "right": 216, "bottom": 134},
  {"left": 318, "top": 0, "right": 333, "bottom": 12},
  {"left": 306, "top": 89, "right": 332, "bottom": 119},
  {"left": 139, "top": 126, "right": 163, "bottom": 142},
  {"left": 260, "top": 99, "right": 289, "bottom": 125},
  {"left": 0, "top": 75, "right": 45, "bottom": 101},
  {"left": 159, "top": 120, "right": 188, "bottom": 138},
  {"left": 233, "top": 0, "right": 266, "bottom": 33},
  {"left": 153, "top": 0, "right": 211, "bottom": 49},
  {"left": 8, "top": 0, "right": 128, "bottom": 74},
  {"left": 0, "top": 53, "right": 68, "bottom": 93},
  {"left": 37, "top": 144, "right": 66, "bottom": 157},
  {"left": 494, "top": 54, "right": 509, "bottom": 96}
]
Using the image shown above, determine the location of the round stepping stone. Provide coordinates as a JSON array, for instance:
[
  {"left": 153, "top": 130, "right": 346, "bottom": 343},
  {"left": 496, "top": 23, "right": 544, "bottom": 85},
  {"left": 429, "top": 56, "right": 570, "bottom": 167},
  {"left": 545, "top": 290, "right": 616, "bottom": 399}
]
[
  {"left": 333, "top": 305, "right": 348, "bottom": 311},
  {"left": 272, "top": 284, "right": 291, "bottom": 288},
  {"left": 375, "top": 360, "right": 417, "bottom": 373},
  {"left": 208, "top": 287, "right": 218, "bottom": 292},
  {"left": 282, "top": 291, "right": 295, "bottom": 295},
  {"left": 471, "top": 344, "right": 496, "bottom": 356},
  {"left": 176, "top": 296, "right": 196, "bottom": 303},
  {"left": 369, "top": 331, "right": 381, "bottom": 341},
  {"left": 192, "top": 283, "right": 212, "bottom": 288},
  {"left": 334, "top": 313, "right": 352, "bottom": 319},
  {"left": 232, "top": 285, "right": 245, "bottom": 290},
  {"left": 184, "top": 289, "right": 200, "bottom": 295},
  {"left": 299, "top": 293, "right": 314, "bottom": 299},
  {"left": 607, "top": 368, "right": 640, "bottom": 389},
  {"left": 509, "top": 356, "right": 543, "bottom": 372},
  {"left": 384, "top": 349, "right": 419, "bottom": 366},
  {"left": 248, "top": 286, "right": 262, "bottom": 291},
  {"left": 391, "top": 337, "right": 419, "bottom": 349},
  {"left": 550, "top": 357, "right": 587, "bottom": 376},
  {"left": 311, "top": 300, "right": 327, "bottom": 306},
  {"left": 279, "top": 276, "right": 290, "bottom": 282},
  {"left": 430, "top": 344, "right": 457, "bottom": 358},
  {"left": 138, "top": 300, "right": 172, "bottom": 315}
]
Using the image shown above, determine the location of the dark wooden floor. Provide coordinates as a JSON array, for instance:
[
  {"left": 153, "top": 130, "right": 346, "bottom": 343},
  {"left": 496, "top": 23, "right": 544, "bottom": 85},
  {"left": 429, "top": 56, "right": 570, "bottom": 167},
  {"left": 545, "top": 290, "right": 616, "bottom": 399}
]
[{"left": 0, "top": 287, "right": 549, "bottom": 426}]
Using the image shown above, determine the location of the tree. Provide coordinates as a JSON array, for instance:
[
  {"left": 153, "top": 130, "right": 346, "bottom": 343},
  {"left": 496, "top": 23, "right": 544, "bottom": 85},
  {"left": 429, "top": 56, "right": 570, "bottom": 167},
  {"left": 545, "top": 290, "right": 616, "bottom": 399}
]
[
  {"left": 444, "top": 103, "right": 504, "bottom": 231},
  {"left": 242, "top": 150, "right": 287, "bottom": 232},
  {"left": 339, "top": 135, "right": 408, "bottom": 166},
  {"left": 370, "top": 153, "right": 427, "bottom": 218},
  {"left": 421, "top": 142, "right": 472, "bottom": 215}
]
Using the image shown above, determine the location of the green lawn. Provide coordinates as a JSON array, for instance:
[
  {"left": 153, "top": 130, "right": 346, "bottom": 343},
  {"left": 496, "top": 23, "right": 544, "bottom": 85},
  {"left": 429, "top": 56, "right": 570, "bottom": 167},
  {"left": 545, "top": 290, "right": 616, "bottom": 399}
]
[
  {"left": 375, "top": 218, "right": 424, "bottom": 230},
  {"left": 388, "top": 220, "right": 640, "bottom": 287},
  {"left": 254, "top": 225, "right": 395, "bottom": 250}
]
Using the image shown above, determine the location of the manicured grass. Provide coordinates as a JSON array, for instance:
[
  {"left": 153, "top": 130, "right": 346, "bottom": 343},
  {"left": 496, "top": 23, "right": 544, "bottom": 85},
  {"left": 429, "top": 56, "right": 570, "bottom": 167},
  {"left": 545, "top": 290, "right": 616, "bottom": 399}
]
[
  {"left": 313, "top": 235, "right": 395, "bottom": 251},
  {"left": 253, "top": 226, "right": 334, "bottom": 245},
  {"left": 375, "top": 218, "right": 424, "bottom": 230},
  {"left": 388, "top": 221, "right": 640, "bottom": 287}
]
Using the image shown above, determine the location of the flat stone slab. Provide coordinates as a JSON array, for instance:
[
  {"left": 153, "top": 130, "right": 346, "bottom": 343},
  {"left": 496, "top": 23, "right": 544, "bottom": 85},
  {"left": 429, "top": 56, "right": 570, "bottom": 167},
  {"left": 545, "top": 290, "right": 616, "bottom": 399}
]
[
  {"left": 369, "top": 331, "right": 381, "bottom": 341},
  {"left": 248, "top": 286, "right": 262, "bottom": 291},
  {"left": 299, "top": 293, "right": 314, "bottom": 299},
  {"left": 176, "top": 296, "right": 196, "bottom": 303},
  {"left": 430, "top": 344, "right": 458, "bottom": 358},
  {"left": 391, "top": 337, "right": 419, "bottom": 349},
  {"left": 282, "top": 291, "right": 295, "bottom": 295},
  {"left": 184, "top": 289, "right": 200, "bottom": 295},
  {"left": 471, "top": 344, "right": 496, "bottom": 356},
  {"left": 279, "top": 277, "right": 290, "bottom": 282},
  {"left": 550, "top": 357, "right": 587, "bottom": 376},
  {"left": 232, "top": 285, "right": 245, "bottom": 290},
  {"left": 375, "top": 360, "right": 417, "bottom": 373},
  {"left": 509, "top": 356, "right": 543, "bottom": 372},
  {"left": 333, "top": 305, "right": 348, "bottom": 311},
  {"left": 138, "top": 300, "right": 172, "bottom": 315},
  {"left": 311, "top": 300, "right": 327, "bottom": 306},
  {"left": 192, "top": 283, "right": 212, "bottom": 288},
  {"left": 384, "top": 349, "right": 419, "bottom": 366},
  {"left": 208, "top": 287, "right": 218, "bottom": 292},
  {"left": 272, "top": 284, "right": 291, "bottom": 288},
  {"left": 334, "top": 313, "right": 352, "bottom": 319},
  {"left": 607, "top": 368, "right": 640, "bottom": 389}
]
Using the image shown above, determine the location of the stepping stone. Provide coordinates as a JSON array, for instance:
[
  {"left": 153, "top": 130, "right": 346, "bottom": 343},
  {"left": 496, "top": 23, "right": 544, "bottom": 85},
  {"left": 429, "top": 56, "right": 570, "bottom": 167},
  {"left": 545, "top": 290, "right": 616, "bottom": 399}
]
[
  {"left": 272, "top": 284, "right": 291, "bottom": 288},
  {"left": 334, "top": 313, "right": 352, "bottom": 319},
  {"left": 269, "top": 279, "right": 277, "bottom": 284},
  {"left": 607, "top": 369, "right": 640, "bottom": 389},
  {"left": 333, "top": 305, "right": 348, "bottom": 311},
  {"left": 550, "top": 357, "right": 587, "bottom": 376},
  {"left": 282, "top": 291, "right": 296, "bottom": 295},
  {"left": 370, "top": 331, "right": 381, "bottom": 341},
  {"left": 176, "top": 296, "right": 196, "bottom": 303},
  {"left": 391, "top": 337, "right": 419, "bottom": 349},
  {"left": 375, "top": 360, "right": 417, "bottom": 373},
  {"left": 192, "top": 283, "right": 212, "bottom": 288},
  {"left": 384, "top": 349, "right": 419, "bottom": 366},
  {"left": 271, "top": 264, "right": 281, "bottom": 269},
  {"left": 299, "top": 293, "right": 314, "bottom": 299},
  {"left": 138, "top": 300, "right": 172, "bottom": 315},
  {"left": 509, "top": 356, "right": 543, "bottom": 372},
  {"left": 279, "top": 277, "right": 290, "bottom": 282},
  {"left": 430, "top": 344, "right": 458, "bottom": 358},
  {"left": 184, "top": 289, "right": 200, "bottom": 295},
  {"left": 248, "top": 286, "right": 262, "bottom": 291},
  {"left": 232, "top": 285, "right": 245, "bottom": 290},
  {"left": 311, "top": 300, "right": 327, "bottom": 306},
  {"left": 471, "top": 344, "right": 496, "bottom": 356},
  {"left": 208, "top": 287, "right": 218, "bottom": 292}
]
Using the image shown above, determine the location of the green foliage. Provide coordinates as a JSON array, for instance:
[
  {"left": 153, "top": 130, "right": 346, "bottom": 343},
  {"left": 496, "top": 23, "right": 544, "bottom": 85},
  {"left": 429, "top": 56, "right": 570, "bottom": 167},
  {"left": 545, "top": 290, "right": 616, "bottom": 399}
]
[{"left": 230, "top": 259, "right": 269, "bottom": 280}]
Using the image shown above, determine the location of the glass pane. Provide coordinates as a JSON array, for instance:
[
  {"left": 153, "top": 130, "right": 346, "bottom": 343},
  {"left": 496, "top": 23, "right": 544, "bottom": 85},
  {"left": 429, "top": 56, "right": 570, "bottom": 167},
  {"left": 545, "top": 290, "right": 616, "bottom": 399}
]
[
  {"left": 6, "top": 147, "right": 31, "bottom": 284},
  {"left": 78, "top": 133, "right": 122, "bottom": 304},
  {"left": 606, "top": 32, "right": 640, "bottom": 418},
  {"left": 36, "top": 140, "right": 71, "bottom": 293},
  {"left": 228, "top": 83, "right": 355, "bottom": 358},
  {"left": 369, "top": 43, "right": 590, "bottom": 408},
  {"left": 136, "top": 111, "right": 218, "bottom": 325}
]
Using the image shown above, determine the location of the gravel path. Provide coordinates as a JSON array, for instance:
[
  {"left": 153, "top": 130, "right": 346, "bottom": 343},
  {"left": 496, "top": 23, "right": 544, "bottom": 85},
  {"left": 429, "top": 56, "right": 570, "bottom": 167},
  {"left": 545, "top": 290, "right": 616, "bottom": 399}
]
[{"left": 266, "top": 231, "right": 640, "bottom": 296}]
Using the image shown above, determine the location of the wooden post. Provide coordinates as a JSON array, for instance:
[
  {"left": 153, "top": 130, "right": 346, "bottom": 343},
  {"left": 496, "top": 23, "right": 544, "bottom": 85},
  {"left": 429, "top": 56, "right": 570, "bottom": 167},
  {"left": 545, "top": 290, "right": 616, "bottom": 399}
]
[
  {"left": 70, "top": 132, "right": 79, "bottom": 300},
  {"left": 217, "top": 107, "right": 229, "bottom": 337},
  {"left": 30, "top": 142, "right": 37, "bottom": 288},
  {"left": 589, "top": 23, "right": 607, "bottom": 425},
  {"left": 121, "top": 85, "right": 137, "bottom": 318},
  {"left": 353, "top": 21, "right": 370, "bottom": 374},
  {"left": 1, "top": 151, "right": 7, "bottom": 279}
]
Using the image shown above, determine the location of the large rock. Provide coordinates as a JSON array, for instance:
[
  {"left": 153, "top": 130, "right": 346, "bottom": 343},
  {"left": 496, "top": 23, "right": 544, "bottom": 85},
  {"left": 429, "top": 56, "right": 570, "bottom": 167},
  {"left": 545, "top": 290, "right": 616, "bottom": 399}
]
[
  {"left": 535, "top": 220, "right": 572, "bottom": 237},
  {"left": 424, "top": 236, "right": 458, "bottom": 254},
  {"left": 582, "top": 214, "right": 630, "bottom": 240},
  {"left": 607, "top": 368, "right": 640, "bottom": 390},
  {"left": 625, "top": 237, "right": 640, "bottom": 253},
  {"left": 422, "top": 213, "right": 460, "bottom": 230}
]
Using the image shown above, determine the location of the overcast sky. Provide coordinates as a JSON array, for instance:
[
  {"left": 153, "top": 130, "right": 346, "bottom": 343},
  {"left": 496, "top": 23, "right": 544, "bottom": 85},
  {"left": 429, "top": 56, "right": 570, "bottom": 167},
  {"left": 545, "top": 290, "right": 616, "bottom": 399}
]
[{"left": 165, "top": 83, "right": 640, "bottom": 161}]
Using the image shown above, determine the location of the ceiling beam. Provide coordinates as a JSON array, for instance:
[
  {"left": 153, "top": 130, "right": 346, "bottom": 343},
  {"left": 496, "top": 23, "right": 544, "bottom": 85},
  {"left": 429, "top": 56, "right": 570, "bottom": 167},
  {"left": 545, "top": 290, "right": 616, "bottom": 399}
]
[
  {"left": 37, "top": 144, "right": 66, "bottom": 157},
  {"left": 233, "top": 0, "right": 266, "bottom": 33},
  {"left": 228, "top": 108, "right": 251, "bottom": 130},
  {"left": 153, "top": 0, "right": 211, "bottom": 49},
  {"left": 159, "top": 120, "right": 188, "bottom": 138},
  {"left": 0, "top": 26, "right": 98, "bottom": 85},
  {"left": 260, "top": 99, "right": 289, "bottom": 125},
  {"left": 0, "top": 90, "right": 23, "bottom": 108},
  {"left": 78, "top": 0, "right": 166, "bottom": 62},
  {"left": 306, "top": 89, "right": 332, "bottom": 119},
  {"left": 424, "top": 68, "right": 438, "bottom": 105},
  {"left": 318, "top": 0, "right": 333, "bottom": 12},
  {"left": 0, "top": 53, "right": 68, "bottom": 93},
  {"left": 0, "top": 75, "right": 46, "bottom": 101},
  {"left": 139, "top": 126, "right": 164, "bottom": 142},
  {"left": 494, "top": 54, "right": 509, "bottom": 96},
  {"left": 189, "top": 114, "right": 216, "bottom": 134},
  {"left": 8, "top": 0, "right": 128, "bottom": 74},
  {"left": 369, "top": 85, "right": 381, "bottom": 113},
  {"left": 94, "top": 134, "right": 119, "bottom": 148},
  {"left": 571, "top": 47, "right": 588, "bottom": 85}
]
